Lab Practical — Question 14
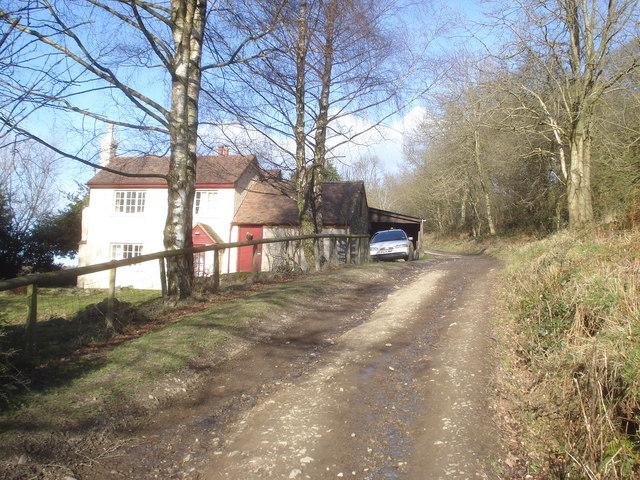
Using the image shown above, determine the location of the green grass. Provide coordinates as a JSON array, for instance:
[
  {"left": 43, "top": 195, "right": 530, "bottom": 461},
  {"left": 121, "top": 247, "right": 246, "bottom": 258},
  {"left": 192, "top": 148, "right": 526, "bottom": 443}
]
[
  {"left": 0, "top": 262, "right": 401, "bottom": 436},
  {"left": 0, "top": 288, "right": 159, "bottom": 326},
  {"left": 422, "top": 232, "right": 534, "bottom": 257}
]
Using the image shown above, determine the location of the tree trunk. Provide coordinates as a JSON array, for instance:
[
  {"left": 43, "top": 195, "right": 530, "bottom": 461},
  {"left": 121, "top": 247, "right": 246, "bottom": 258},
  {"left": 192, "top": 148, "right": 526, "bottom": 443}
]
[
  {"left": 566, "top": 117, "right": 594, "bottom": 228},
  {"left": 310, "top": 0, "right": 336, "bottom": 270},
  {"left": 292, "top": 0, "right": 316, "bottom": 270},
  {"left": 473, "top": 128, "right": 496, "bottom": 235},
  {"left": 164, "top": 0, "right": 206, "bottom": 299},
  {"left": 460, "top": 187, "right": 468, "bottom": 229}
]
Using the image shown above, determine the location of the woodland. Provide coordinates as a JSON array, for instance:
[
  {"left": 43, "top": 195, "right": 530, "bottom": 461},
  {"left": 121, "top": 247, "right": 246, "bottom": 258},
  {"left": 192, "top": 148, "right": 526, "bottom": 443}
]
[
  {"left": 0, "top": 1, "right": 638, "bottom": 284},
  {"left": 368, "top": 2, "right": 640, "bottom": 238},
  {"left": 0, "top": 1, "right": 639, "bottom": 478}
]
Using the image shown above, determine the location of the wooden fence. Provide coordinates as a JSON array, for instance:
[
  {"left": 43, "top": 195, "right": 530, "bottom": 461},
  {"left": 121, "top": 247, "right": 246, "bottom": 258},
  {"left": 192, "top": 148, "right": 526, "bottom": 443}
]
[{"left": 0, "top": 233, "right": 370, "bottom": 349}]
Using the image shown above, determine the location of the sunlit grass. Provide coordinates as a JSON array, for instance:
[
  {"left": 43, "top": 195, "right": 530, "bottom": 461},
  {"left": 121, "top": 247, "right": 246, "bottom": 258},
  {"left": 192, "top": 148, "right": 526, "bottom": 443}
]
[
  {"left": 0, "top": 262, "right": 399, "bottom": 435},
  {"left": 499, "top": 228, "right": 640, "bottom": 478},
  {"left": 0, "top": 288, "right": 159, "bottom": 326}
]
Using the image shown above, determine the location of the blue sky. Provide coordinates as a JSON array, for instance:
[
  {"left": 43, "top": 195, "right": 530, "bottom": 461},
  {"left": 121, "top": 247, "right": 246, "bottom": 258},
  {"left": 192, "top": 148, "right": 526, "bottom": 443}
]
[{"left": 16, "top": 0, "right": 492, "bottom": 199}]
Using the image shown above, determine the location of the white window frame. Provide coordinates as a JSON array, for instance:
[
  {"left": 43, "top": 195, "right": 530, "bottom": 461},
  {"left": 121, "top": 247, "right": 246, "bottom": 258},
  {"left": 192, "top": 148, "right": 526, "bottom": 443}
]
[
  {"left": 194, "top": 190, "right": 218, "bottom": 216},
  {"left": 114, "top": 190, "right": 146, "bottom": 214},
  {"left": 194, "top": 252, "right": 207, "bottom": 277},
  {"left": 110, "top": 243, "right": 144, "bottom": 260}
]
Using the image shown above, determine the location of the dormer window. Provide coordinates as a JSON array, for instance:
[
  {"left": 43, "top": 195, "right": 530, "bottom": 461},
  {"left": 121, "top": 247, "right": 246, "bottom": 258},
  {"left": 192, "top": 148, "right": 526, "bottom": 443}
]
[{"left": 114, "top": 191, "right": 146, "bottom": 213}]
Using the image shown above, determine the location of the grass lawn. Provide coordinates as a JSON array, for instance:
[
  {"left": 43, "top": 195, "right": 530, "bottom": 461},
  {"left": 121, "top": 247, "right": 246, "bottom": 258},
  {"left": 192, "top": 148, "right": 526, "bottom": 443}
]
[
  {"left": 0, "top": 263, "right": 405, "bottom": 433},
  {"left": 0, "top": 288, "right": 160, "bottom": 326}
]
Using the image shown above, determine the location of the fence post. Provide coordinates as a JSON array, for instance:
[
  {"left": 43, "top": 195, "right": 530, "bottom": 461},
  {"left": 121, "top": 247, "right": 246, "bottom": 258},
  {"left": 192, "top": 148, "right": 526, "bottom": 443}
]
[
  {"left": 346, "top": 237, "right": 352, "bottom": 264},
  {"left": 25, "top": 283, "right": 38, "bottom": 351},
  {"left": 354, "top": 237, "right": 358, "bottom": 264},
  {"left": 314, "top": 237, "right": 322, "bottom": 271},
  {"left": 363, "top": 237, "right": 369, "bottom": 263},
  {"left": 106, "top": 268, "right": 116, "bottom": 330},
  {"left": 252, "top": 244, "right": 260, "bottom": 282},
  {"left": 330, "top": 237, "right": 337, "bottom": 266},
  {"left": 284, "top": 240, "right": 290, "bottom": 269},
  {"left": 213, "top": 248, "right": 220, "bottom": 291},
  {"left": 159, "top": 258, "right": 167, "bottom": 298},
  {"left": 359, "top": 237, "right": 366, "bottom": 264},
  {"left": 353, "top": 237, "right": 358, "bottom": 264}
]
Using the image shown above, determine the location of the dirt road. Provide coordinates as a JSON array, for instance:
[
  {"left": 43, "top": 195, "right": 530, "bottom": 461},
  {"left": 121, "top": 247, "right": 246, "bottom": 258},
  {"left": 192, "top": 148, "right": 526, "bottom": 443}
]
[{"left": 93, "top": 253, "right": 501, "bottom": 479}]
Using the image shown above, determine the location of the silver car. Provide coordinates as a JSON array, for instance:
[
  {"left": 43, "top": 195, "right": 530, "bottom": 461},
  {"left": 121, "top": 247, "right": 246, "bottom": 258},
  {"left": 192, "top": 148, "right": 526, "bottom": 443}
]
[{"left": 369, "top": 229, "right": 414, "bottom": 261}]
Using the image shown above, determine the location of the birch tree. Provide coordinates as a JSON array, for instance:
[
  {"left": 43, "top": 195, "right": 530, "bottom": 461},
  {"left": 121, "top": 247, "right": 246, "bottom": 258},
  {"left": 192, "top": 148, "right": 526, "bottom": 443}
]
[
  {"left": 0, "top": 0, "right": 273, "bottom": 298},
  {"left": 207, "top": 0, "right": 429, "bottom": 268}
]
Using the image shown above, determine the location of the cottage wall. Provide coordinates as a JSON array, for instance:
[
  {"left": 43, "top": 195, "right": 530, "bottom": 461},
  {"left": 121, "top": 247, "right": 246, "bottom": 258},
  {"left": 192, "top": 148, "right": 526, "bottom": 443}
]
[
  {"left": 76, "top": 156, "right": 378, "bottom": 289},
  {"left": 77, "top": 187, "right": 167, "bottom": 289},
  {"left": 78, "top": 185, "right": 239, "bottom": 289}
]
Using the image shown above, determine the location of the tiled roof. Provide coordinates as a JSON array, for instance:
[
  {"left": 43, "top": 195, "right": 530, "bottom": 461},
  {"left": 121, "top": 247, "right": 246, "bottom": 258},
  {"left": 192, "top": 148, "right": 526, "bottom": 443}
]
[
  {"left": 234, "top": 180, "right": 366, "bottom": 226},
  {"left": 87, "top": 155, "right": 256, "bottom": 186},
  {"left": 194, "top": 222, "right": 225, "bottom": 244}
]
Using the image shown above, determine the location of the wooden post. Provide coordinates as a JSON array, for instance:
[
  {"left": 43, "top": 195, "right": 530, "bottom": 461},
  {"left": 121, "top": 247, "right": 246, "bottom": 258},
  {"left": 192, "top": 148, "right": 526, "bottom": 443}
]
[
  {"left": 106, "top": 268, "right": 116, "bottom": 330},
  {"left": 314, "top": 237, "right": 321, "bottom": 271},
  {"left": 330, "top": 237, "right": 337, "bottom": 266},
  {"left": 284, "top": 240, "right": 290, "bottom": 268},
  {"left": 213, "top": 249, "right": 220, "bottom": 291},
  {"left": 159, "top": 258, "right": 167, "bottom": 298},
  {"left": 346, "top": 238, "right": 352, "bottom": 264},
  {"left": 252, "top": 244, "right": 260, "bottom": 282},
  {"left": 25, "top": 283, "right": 38, "bottom": 351}
]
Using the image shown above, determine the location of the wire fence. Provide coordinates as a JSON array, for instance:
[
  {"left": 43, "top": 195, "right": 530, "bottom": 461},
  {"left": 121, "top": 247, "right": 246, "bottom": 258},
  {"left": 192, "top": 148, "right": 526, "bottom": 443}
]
[{"left": 0, "top": 233, "right": 369, "bottom": 356}]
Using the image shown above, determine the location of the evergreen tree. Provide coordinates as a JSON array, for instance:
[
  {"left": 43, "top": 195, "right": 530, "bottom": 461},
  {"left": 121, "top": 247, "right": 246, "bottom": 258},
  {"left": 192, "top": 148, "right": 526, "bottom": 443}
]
[{"left": 0, "top": 191, "right": 22, "bottom": 279}]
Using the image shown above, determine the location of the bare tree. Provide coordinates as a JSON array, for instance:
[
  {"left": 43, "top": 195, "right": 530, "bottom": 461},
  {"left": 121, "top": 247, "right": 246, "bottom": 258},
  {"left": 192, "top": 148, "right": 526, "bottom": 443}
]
[
  {"left": 343, "top": 156, "right": 394, "bottom": 210},
  {"left": 0, "top": 137, "right": 62, "bottom": 234},
  {"left": 492, "top": 0, "right": 640, "bottom": 228},
  {"left": 0, "top": 0, "right": 276, "bottom": 298},
  {"left": 398, "top": 46, "right": 571, "bottom": 237},
  {"left": 205, "top": 0, "right": 432, "bottom": 267}
]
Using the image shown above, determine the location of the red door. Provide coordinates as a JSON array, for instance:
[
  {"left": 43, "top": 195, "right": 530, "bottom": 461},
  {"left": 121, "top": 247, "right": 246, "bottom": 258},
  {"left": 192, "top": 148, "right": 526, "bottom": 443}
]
[{"left": 237, "top": 226, "right": 263, "bottom": 272}]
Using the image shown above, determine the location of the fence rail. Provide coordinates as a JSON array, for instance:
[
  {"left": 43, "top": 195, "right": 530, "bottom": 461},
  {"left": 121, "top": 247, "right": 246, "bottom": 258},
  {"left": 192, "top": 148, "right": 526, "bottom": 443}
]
[{"left": 0, "top": 233, "right": 370, "bottom": 350}]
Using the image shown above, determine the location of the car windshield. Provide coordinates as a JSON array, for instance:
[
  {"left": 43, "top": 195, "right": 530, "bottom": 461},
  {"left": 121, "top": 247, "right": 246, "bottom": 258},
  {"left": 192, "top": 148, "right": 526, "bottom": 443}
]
[{"left": 371, "top": 230, "right": 407, "bottom": 243}]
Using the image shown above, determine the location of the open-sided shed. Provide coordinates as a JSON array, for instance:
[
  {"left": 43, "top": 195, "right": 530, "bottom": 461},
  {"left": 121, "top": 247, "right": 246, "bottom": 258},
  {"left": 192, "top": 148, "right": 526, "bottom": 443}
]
[{"left": 369, "top": 207, "right": 424, "bottom": 253}]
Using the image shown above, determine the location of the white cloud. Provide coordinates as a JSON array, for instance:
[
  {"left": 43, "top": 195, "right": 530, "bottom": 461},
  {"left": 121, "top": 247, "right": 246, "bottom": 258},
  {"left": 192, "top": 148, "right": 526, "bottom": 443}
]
[{"left": 329, "top": 106, "right": 428, "bottom": 174}]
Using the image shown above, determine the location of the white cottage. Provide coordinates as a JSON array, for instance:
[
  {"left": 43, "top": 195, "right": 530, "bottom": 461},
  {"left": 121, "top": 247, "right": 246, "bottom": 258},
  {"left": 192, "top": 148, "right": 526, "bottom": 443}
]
[
  {"left": 77, "top": 149, "right": 264, "bottom": 289},
  {"left": 77, "top": 150, "right": 373, "bottom": 289}
]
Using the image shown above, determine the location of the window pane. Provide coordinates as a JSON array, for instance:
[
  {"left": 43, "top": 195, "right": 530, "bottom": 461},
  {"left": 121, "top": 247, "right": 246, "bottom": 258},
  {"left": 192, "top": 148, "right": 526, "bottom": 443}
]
[
  {"left": 194, "top": 190, "right": 217, "bottom": 215},
  {"left": 194, "top": 192, "right": 202, "bottom": 214},
  {"left": 110, "top": 243, "right": 143, "bottom": 260},
  {"left": 110, "top": 244, "right": 121, "bottom": 259},
  {"left": 114, "top": 192, "right": 124, "bottom": 212},
  {"left": 114, "top": 191, "right": 145, "bottom": 213}
]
